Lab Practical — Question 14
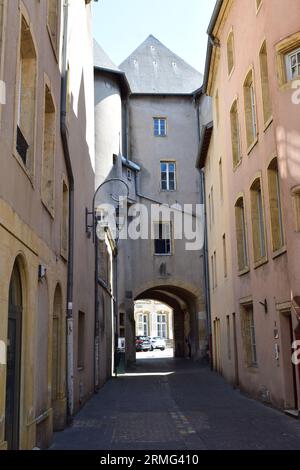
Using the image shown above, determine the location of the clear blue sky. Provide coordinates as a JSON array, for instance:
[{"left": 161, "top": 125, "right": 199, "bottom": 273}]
[{"left": 92, "top": 0, "right": 216, "bottom": 73}]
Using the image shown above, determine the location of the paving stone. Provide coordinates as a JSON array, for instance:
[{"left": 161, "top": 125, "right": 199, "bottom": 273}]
[{"left": 52, "top": 357, "right": 300, "bottom": 450}]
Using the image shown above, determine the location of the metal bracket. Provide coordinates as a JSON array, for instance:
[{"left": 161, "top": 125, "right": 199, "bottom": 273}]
[{"left": 259, "top": 299, "right": 268, "bottom": 314}]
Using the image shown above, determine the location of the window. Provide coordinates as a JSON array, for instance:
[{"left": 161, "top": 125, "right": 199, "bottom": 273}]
[
  {"left": 157, "top": 314, "right": 167, "bottom": 338},
  {"left": 161, "top": 162, "right": 176, "bottom": 191},
  {"left": 230, "top": 100, "right": 242, "bottom": 166},
  {"left": 41, "top": 83, "right": 56, "bottom": 215},
  {"left": 215, "top": 90, "right": 220, "bottom": 126},
  {"left": 154, "top": 222, "right": 172, "bottom": 255},
  {"left": 211, "top": 255, "right": 215, "bottom": 290},
  {"left": 268, "top": 159, "right": 285, "bottom": 251},
  {"left": 250, "top": 178, "right": 267, "bottom": 263},
  {"left": 241, "top": 304, "right": 257, "bottom": 367},
  {"left": 154, "top": 117, "right": 167, "bottom": 136},
  {"left": 243, "top": 70, "right": 258, "bottom": 149},
  {"left": 259, "top": 41, "right": 272, "bottom": 125},
  {"left": 61, "top": 180, "right": 69, "bottom": 257},
  {"left": 226, "top": 315, "right": 231, "bottom": 360},
  {"left": 227, "top": 31, "right": 234, "bottom": 75},
  {"left": 47, "top": 0, "right": 59, "bottom": 53},
  {"left": 208, "top": 193, "right": 212, "bottom": 230},
  {"left": 77, "top": 311, "right": 85, "bottom": 369},
  {"left": 235, "top": 197, "right": 248, "bottom": 272},
  {"left": 292, "top": 187, "right": 300, "bottom": 232},
  {"left": 138, "top": 314, "right": 148, "bottom": 336},
  {"left": 276, "top": 33, "right": 300, "bottom": 87},
  {"left": 15, "top": 16, "right": 37, "bottom": 174},
  {"left": 213, "top": 250, "right": 217, "bottom": 288},
  {"left": 219, "top": 158, "right": 223, "bottom": 201},
  {"left": 211, "top": 187, "right": 215, "bottom": 225},
  {"left": 223, "top": 234, "right": 228, "bottom": 278},
  {"left": 211, "top": 251, "right": 217, "bottom": 289},
  {"left": 286, "top": 48, "right": 300, "bottom": 81}
]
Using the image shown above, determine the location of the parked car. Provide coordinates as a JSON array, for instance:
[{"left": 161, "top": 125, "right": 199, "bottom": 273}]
[
  {"left": 149, "top": 336, "right": 166, "bottom": 351},
  {"left": 136, "top": 336, "right": 151, "bottom": 352}
]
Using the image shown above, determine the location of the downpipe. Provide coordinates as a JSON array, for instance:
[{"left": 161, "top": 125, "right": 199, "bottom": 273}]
[{"left": 61, "top": 0, "right": 75, "bottom": 421}]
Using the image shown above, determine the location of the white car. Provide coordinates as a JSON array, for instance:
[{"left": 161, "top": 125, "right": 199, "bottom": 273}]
[{"left": 149, "top": 336, "right": 166, "bottom": 351}]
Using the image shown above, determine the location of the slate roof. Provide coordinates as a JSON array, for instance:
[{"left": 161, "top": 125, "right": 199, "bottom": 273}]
[
  {"left": 93, "top": 39, "right": 120, "bottom": 73},
  {"left": 93, "top": 39, "right": 130, "bottom": 95},
  {"left": 119, "top": 35, "right": 203, "bottom": 95}
]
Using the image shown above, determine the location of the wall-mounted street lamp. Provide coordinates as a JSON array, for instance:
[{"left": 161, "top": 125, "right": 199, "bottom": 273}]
[
  {"left": 259, "top": 298, "right": 268, "bottom": 314},
  {"left": 85, "top": 178, "right": 130, "bottom": 242}
]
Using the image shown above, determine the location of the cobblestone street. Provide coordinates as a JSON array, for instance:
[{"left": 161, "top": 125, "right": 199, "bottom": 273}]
[{"left": 52, "top": 357, "right": 300, "bottom": 450}]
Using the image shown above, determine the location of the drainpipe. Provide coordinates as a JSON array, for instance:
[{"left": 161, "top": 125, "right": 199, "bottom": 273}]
[
  {"left": 61, "top": 0, "right": 75, "bottom": 421},
  {"left": 200, "top": 168, "right": 212, "bottom": 368},
  {"left": 195, "top": 95, "right": 213, "bottom": 368}
]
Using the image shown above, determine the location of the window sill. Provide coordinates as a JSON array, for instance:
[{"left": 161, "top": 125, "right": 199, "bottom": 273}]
[
  {"left": 41, "top": 198, "right": 55, "bottom": 219},
  {"left": 60, "top": 248, "right": 68, "bottom": 262},
  {"left": 228, "top": 65, "right": 235, "bottom": 80},
  {"left": 263, "top": 116, "right": 273, "bottom": 132},
  {"left": 154, "top": 135, "right": 167, "bottom": 138},
  {"left": 154, "top": 253, "right": 173, "bottom": 257},
  {"left": 256, "top": 2, "right": 263, "bottom": 15},
  {"left": 233, "top": 158, "right": 243, "bottom": 172},
  {"left": 77, "top": 367, "right": 84, "bottom": 372},
  {"left": 272, "top": 245, "right": 287, "bottom": 259},
  {"left": 160, "top": 189, "right": 177, "bottom": 193},
  {"left": 12, "top": 149, "right": 35, "bottom": 188},
  {"left": 238, "top": 267, "right": 250, "bottom": 277},
  {"left": 247, "top": 137, "right": 258, "bottom": 155},
  {"left": 47, "top": 24, "right": 59, "bottom": 63},
  {"left": 253, "top": 256, "right": 268, "bottom": 270}
]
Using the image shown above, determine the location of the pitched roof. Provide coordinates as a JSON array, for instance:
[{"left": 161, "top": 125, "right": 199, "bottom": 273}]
[
  {"left": 93, "top": 39, "right": 131, "bottom": 96},
  {"left": 93, "top": 39, "right": 120, "bottom": 73},
  {"left": 119, "top": 35, "right": 203, "bottom": 95}
]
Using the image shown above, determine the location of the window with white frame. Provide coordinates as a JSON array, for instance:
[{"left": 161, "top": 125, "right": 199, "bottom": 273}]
[
  {"left": 138, "top": 314, "right": 148, "bottom": 336},
  {"left": 154, "top": 117, "right": 167, "bottom": 136},
  {"left": 154, "top": 221, "right": 172, "bottom": 255},
  {"left": 161, "top": 162, "right": 176, "bottom": 191},
  {"left": 157, "top": 314, "right": 167, "bottom": 338},
  {"left": 285, "top": 48, "right": 300, "bottom": 81}
]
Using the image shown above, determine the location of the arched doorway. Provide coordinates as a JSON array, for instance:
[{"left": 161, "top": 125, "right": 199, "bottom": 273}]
[
  {"left": 52, "top": 284, "right": 62, "bottom": 431},
  {"left": 5, "top": 260, "right": 23, "bottom": 450}
]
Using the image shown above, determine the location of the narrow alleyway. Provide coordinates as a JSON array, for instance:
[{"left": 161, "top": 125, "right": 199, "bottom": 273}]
[{"left": 52, "top": 358, "right": 300, "bottom": 450}]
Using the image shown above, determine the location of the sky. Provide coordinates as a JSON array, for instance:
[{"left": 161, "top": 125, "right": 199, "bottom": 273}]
[{"left": 92, "top": 0, "right": 216, "bottom": 73}]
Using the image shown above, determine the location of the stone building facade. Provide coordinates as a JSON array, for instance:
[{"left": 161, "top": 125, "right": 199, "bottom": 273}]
[
  {"left": 200, "top": 0, "right": 300, "bottom": 412},
  {"left": 0, "top": 0, "right": 95, "bottom": 450},
  {"left": 94, "top": 35, "right": 208, "bottom": 366}
]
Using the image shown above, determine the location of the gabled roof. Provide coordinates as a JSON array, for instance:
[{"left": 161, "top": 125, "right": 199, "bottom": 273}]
[
  {"left": 93, "top": 39, "right": 131, "bottom": 96},
  {"left": 93, "top": 39, "right": 120, "bottom": 73},
  {"left": 119, "top": 35, "right": 203, "bottom": 95}
]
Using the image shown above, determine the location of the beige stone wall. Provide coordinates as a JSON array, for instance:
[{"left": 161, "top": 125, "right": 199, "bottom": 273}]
[{"left": 0, "top": 0, "right": 95, "bottom": 449}]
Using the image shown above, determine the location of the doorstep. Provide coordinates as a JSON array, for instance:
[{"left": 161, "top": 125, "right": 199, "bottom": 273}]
[{"left": 284, "top": 409, "right": 299, "bottom": 419}]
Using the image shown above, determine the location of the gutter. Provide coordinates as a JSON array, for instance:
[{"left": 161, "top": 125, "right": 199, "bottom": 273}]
[
  {"left": 61, "top": 0, "right": 75, "bottom": 421},
  {"left": 202, "top": 0, "right": 223, "bottom": 94}
]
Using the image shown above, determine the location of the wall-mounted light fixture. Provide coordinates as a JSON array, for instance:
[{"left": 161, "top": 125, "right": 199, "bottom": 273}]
[{"left": 259, "top": 299, "right": 268, "bottom": 314}]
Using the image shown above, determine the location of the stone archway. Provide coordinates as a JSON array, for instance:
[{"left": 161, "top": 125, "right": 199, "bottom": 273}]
[{"left": 132, "top": 282, "right": 207, "bottom": 362}]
